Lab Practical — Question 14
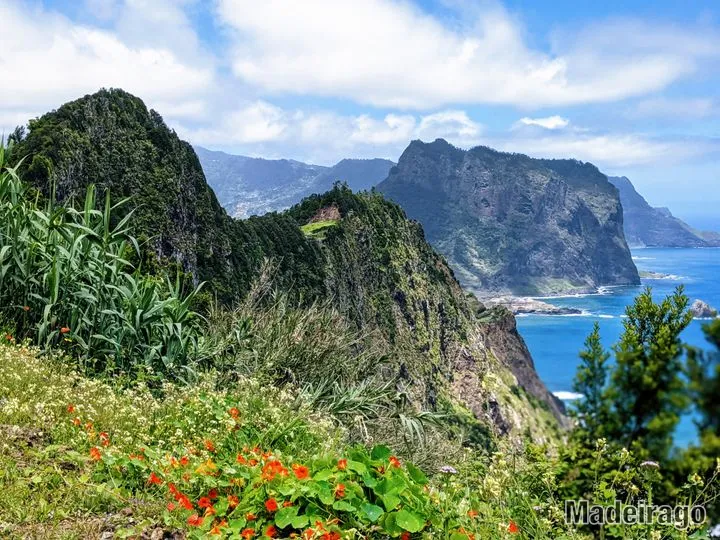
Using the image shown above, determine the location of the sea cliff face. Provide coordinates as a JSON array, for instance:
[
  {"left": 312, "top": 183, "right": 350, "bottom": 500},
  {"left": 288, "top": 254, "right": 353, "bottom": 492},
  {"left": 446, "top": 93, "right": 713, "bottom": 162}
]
[
  {"left": 378, "top": 139, "right": 640, "bottom": 296},
  {"left": 609, "top": 176, "right": 720, "bottom": 248}
]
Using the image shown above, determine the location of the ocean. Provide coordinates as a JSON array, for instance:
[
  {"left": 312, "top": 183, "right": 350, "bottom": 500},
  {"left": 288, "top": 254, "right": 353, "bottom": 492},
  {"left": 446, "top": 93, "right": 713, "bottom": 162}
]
[{"left": 517, "top": 248, "right": 720, "bottom": 447}]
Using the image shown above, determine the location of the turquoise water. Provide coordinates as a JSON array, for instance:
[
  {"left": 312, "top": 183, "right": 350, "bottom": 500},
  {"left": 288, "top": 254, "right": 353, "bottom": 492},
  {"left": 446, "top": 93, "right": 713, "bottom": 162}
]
[{"left": 517, "top": 248, "right": 720, "bottom": 447}]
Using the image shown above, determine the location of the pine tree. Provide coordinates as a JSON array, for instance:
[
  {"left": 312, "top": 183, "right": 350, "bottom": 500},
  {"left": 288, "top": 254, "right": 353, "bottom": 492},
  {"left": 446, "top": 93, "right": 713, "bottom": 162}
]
[
  {"left": 687, "top": 319, "right": 720, "bottom": 436},
  {"left": 606, "top": 286, "right": 692, "bottom": 459},
  {"left": 571, "top": 323, "right": 612, "bottom": 441}
]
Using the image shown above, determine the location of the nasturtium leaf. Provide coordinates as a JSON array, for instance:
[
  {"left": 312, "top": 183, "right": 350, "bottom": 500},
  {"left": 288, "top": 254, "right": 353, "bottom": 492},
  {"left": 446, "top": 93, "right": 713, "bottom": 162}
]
[
  {"left": 360, "top": 503, "right": 384, "bottom": 522},
  {"left": 347, "top": 460, "right": 367, "bottom": 474},
  {"left": 313, "top": 468, "right": 334, "bottom": 481},
  {"left": 382, "top": 493, "right": 401, "bottom": 511},
  {"left": 406, "top": 463, "right": 428, "bottom": 485},
  {"left": 396, "top": 509, "right": 425, "bottom": 532},
  {"left": 332, "top": 500, "right": 357, "bottom": 512},
  {"left": 274, "top": 505, "right": 299, "bottom": 528},
  {"left": 371, "top": 445, "right": 391, "bottom": 461},
  {"left": 291, "top": 514, "right": 309, "bottom": 529}
]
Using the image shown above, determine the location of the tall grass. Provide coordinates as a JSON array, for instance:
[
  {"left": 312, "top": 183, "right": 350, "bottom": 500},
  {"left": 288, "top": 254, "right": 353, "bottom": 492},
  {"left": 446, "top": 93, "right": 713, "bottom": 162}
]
[{"left": 0, "top": 143, "right": 203, "bottom": 382}]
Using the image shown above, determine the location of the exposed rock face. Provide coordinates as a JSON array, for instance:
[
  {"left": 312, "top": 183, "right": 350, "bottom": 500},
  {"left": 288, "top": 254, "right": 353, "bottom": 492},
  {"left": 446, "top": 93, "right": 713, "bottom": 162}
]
[
  {"left": 196, "top": 146, "right": 394, "bottom": 218},
  {"left": 378, "top": 139, "right": 640, "bottom": 296},
  {"left": 608, "top": 176, "right": 720, "bottom": 248},
  {"left": 690, "top": 300, "right": 718, "bottom": 319},
  {"left": 483, "top": 296, "right": 582, "bottom": 315}
]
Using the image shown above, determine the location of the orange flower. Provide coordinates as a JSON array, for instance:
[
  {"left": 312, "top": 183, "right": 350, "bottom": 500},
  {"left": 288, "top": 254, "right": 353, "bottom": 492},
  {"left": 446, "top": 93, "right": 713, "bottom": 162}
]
[
  {"left": 23, "top": 305, "right": 30, "bottom": 311},
  {"left": 241, "top": 528, "right": 255, "bottom": 539},
  {"left": 229, "top": 407, "right": 240, "bottom": 419},
  {"left": 508, "top": 521, "right": 520, "bottom": 534},
  {"left": 198, "top": 497, "right": 213, "bottom": 509},
  {"left": 187, "top": 514, "right": 204, "bottom": 527},
  {"left": 337, "top": 459, "right": 347, "bottom": 471},
  {"left": 303, "top": 529, "right": 315, "bottom": 540},
  {"left": 401, "top": 533, "right": 411, "bottom": 540},
  {"left": 246, "top": 513, "right": 257, "bottom": 521},
  {"left": 210, "top": 520, "right": 228, "bottom": 535},
  {"left": 67, "top": 404, "right": 75, "bottom": 413},
  {"left": 265, "top": 525, "right": 278, "bottom": 538},
  {"left": 72, "top": 417, "right": 81, "bottom": 426},
  {"left": 204, "top": 439, "right": 216, "bottom": 452},
  {"left": 228, "top": 495, "right": 239, "bottom": 508},
  {"left": 180, "top": 456, "right": 189, "bottom": 466},
  {"left": 208, "top": 488, "right": 218, "bottom": 499},
  {"left": 283, "top": 501, "right": 294, "bottom": 508},
  {"left": 334, "top": 483, "right": 345, "bottom": 498},
  {"left": 60, "top": 326, "right": 70, "bottom": 334},
  {"left": 467, "top": 509, "right": 478, "bottom": 519},
  {"left": 204, "top": 507, "right": 217, "bottom": 517},
  {"left": 89, "top": 447, "right": 101, "bottom": 461},
  {"left": 166, "top": 502, "right": 176, "bottom": 511},
  {"left": 249, "top": 458, "right": 258, "bottom": 466},
  {"left": 148, "top": 472, "right": 162, "bottom": 485},
  {"left": 237, "top": 454, "right": 247, "bottom": 464},
  {"left": 262, "top": 460, "right": 288, "bottom": 481},
  {"left": 322, "top": 533, "right": 341, "bottom": 540},
  {"left": 389, "top": 456, "right": 401, "bottom": 468},
  {"left": 265, "top": 498, "right": 279, "bottom": 512},
  {"left": 292, "top": 463, "right": 310, "bottom": 480},
  {"left": 99, "top": 432, "right": 110, "bottom": 447}
]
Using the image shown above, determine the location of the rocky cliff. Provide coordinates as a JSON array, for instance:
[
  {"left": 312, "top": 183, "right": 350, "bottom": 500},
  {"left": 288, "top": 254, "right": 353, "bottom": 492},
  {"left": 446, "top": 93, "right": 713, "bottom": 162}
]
[
  {"left": 609, "top": 176, "right": 720, "bottom": 248},
  {"left": 378, "top": 139, "right": 640, "bottom": 296},
  {"left": 196, "top": 146, "right": 394, "bottom": 218}
]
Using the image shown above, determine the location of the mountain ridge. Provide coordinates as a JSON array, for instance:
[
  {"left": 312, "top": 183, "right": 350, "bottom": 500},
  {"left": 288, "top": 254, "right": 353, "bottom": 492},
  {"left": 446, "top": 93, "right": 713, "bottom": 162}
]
[
  {"left": 196, "top": 145, "right": 394, "bottom": 218},
  {"left": 609, "top": 175, "right": 720, "bottom": 248}
]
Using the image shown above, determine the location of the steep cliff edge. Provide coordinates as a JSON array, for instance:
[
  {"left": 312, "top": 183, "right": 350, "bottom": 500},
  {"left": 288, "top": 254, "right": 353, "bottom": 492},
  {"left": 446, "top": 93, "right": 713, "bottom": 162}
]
[
  {"left": 378, "top": 139, "right": 640, "bottom": 296},
  {"left": 609, "top": 175, "right": 720, "bottom": 248},
  {"left": 289, "top": 188, "right": 567, "bottom": 436}
]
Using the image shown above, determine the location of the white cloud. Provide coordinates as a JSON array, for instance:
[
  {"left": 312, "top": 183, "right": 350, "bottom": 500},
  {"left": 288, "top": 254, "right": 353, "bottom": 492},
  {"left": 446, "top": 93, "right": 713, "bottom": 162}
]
[
  {"left": 180, "top": 103, "right": 484, "bottom": 164},
  {"left": 516, "top": 115, "right": 569, "bottom": 130},
  {"left": 187, "top": 101, "right": 289, "bottom": 144},
  {"left": 629, "top": 97, "right": 717, "bottom": 119},
  {"left": 216, "top": 0, "right": 720, "bottom": 109},
  {"left": 0, "top": 0, "right": 213, "bottom": 123},
  {"left": 492, "top": 132, "right": 715, "bottom": 169}
]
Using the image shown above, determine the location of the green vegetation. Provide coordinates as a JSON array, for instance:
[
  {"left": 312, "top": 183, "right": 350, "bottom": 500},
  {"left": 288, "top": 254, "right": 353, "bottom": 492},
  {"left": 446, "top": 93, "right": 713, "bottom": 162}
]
[
  {"left": 2, "top": 91, "right": 718, "bottom": 538},
  {"left": 301, "top": 219, "right": 339, "bottom": 238}
]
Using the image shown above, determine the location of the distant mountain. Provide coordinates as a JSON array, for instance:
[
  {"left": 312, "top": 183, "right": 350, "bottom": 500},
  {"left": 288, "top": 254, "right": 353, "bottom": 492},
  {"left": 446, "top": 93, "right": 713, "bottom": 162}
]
[
  {"left": 378, "top": 139, "right": 640, "bottom": 296},
  {"left": 195, "top": 146, "right": 394, "bottom": 217},
  {"left": 609, "top": 176, "right": 720, "bottom": 248}
]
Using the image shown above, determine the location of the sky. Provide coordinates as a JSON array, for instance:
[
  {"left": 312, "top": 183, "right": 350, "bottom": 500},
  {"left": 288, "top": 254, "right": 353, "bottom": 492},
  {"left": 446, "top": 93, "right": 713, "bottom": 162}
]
[{"left": 1, "top": 0, "right": 719, "bottom": 228}]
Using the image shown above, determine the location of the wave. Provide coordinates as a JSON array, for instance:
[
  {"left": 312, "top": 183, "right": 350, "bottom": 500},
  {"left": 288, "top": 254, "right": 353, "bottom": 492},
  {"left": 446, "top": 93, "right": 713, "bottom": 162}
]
[
  {"left": 553, "top": 391, "right": 584, "bottom": 401},
  {"left": 632, "top": 256, "right": 656, "bottom": 261},
  {"left": 597, "top": 314, "right": 615, "bottom": 319}
]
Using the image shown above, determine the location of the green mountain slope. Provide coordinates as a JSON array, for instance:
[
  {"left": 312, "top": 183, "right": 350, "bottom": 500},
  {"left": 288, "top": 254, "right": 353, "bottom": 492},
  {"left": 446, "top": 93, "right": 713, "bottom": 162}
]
[
  {"left": 11, "top": 89, "right": 326, "bottom": 302},
  {"left": 10, "top": 89, "right": 563, "bottom": 441}
]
